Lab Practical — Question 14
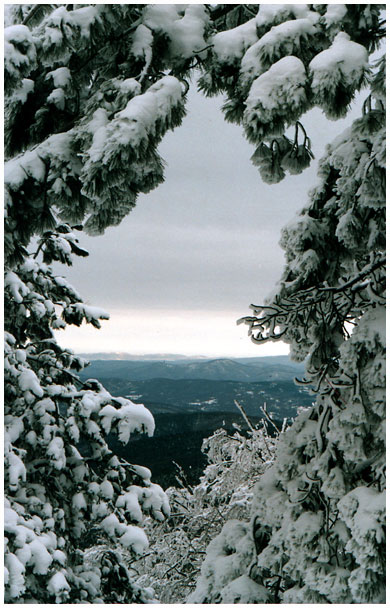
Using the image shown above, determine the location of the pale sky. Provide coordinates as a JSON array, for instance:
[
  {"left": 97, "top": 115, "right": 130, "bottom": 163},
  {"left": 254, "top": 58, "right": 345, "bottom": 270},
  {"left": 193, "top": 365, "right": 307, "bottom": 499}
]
[{"left": 55, "top": 82, "right": 365, "bottom": 357}]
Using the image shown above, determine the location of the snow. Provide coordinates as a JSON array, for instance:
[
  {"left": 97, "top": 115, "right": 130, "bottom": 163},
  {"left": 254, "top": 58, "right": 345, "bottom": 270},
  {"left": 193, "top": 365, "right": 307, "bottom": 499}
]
[
  {"left": 41, "top": 24, "right": 63, "bottom": 51},
  {"left": 29, "top": 538, "right": 53, "bottom": 574},
  {"left": 247, "top": 55, "right": 307, "bottom": 112},
  {"left": 82, "top": 304, "right": 109, "bottom": 322},
  {"left": 41, "top": 132, "right": 74, "bottom": 161},
  {"left": 46, "top": 66, "right": 71, "bottom": 88},
  {"left": 115, "top": 76, "right": 182, "bottom": 141},
  {"left": 99, "top": 399, "right": 155, "bottom": 442},
  {"left": 259, "top": 16, "right": 318, "bottom": 56},
  {"left": 100, "top": 512, "right": 121, "bottom": 536},
  {"left": 119, "top": 78, "right": 142, "bottom": 97},
  {"left": 11, "top": 78, "right": 34, "bottom": 103},
  {"left": 212, "top": 18, "right": 258, "bottom": 63},
  {"left": 92, "top": 500, "right": 110, "bottom": 520},
  {"left": 324, "top": 4, "right": 348, "bottom": 28},
  {"left": 240, "top": 15, "right": 318, "bottom": 86},
  {"left": 168, "top": 5, "right": 209, "bottom": 59},
  {"left": 72, "top": 492, "right": 87, "bottom": 511},
  {"left": 256, "top": 4, "right": 313, "bottom": 31},
  {"left": 5, "top": 151, "right": 44, "bottom": 188},
  {"left": 289, "top": 511, "right": 323, "bottom": 544},
  {"left": 5, "top": 132, "right": 75, "bottom": 191},
  {"left": 15, "top": 543, "right": 32, "bottom": 566},
  {"left": 88, "top": 482, "right": 100, "bottom": 495},
  {"left": 118, "top": 525, "right": 149, "bottom": 554},
  {"left": 84, "top": 107, "right": 109, "bottom": 144},
  {"left": 144, "top": 4, "right": 182, "bottom": 33},
  {"left": 34, "top": 397, "right": 56, "bottom": 416},
  {"left": 131, "top": 24, "right": 153, "bottom": 64},
  {"left": 15, "top": 349, "right": 27, "bottom": 364},
  {"left": 116, "top": 487, "right": 143, "bottom": 522},
  {"left": 141, "top": 483, "right": 170, "bottom": 522},
  {"left": 244, "top": 55, "right": 308, "bottom": 138},
  {"left": 220, "top": 574, "right": 269, "bottom": 603},
  {"left": 310, "top": 32, "right": 368, "bottom": 86},
  {"left": 53, "top": 276, "right": 82, "bottom": 300},
  {"left": 47, "top": 88, "right": 66, "bottom": 110},
  {"left": 189, "top": 519, "right": 255, "bottom": 603},
  {"left": 47, "top": 571, "right": 71, "bottom": 599},
  {"left": 99, "top": 480, "right": 114, "bottom": 500},
  {"left": 256, "top": 4, "right": 288, "bottom": 29},
  {"left": 5, "top": 553, "right": 25, "bottom": 599},
  {"left": 290, "top": 5, "right": 315, "bottom": 19},
  {"left": 31, "top": 299, "right": 47, "bottom": 319},
  {"left": 52, "top": 549, "right": 67, "bottom": 565},
  {"left": 7, "top": 452, "right": 27, "bottom": 491},
  {"left": 69, "top": 5, "right": 101, "bottom": 36},
  {"left": 117, "top": 402, "right": 155, "bottom": 443},
  {"left": 4, "top": 332, "right": 16, "bottom": 346},
  {"left": 132, "top": 464, "right": 152, "bottom": 482},
  {"left": 144, "top": 4, "right": 209, "bottom": 60},
  {"left": 85, "top": 419, "right": 100, "bottom": 437},
  {"left": 321, "top": 465, "right": 346, "bottom": 499},
  {"left": 5, "top": 272, "right": 29, "bottom": 303},
  {"left": 5, "top": 24, "right": 36, "bottom": 70},
  {"left": 98, "top": 404, "right": 118, "bottom": 433},
  {"left": 4, "top": 503, "right": 19, "bottom": 528},
  {"left": 85, "top": 74, "right": 182, "bottom": 168},
  {"left": 20, "top": 258, "right": 40, "bottom": 274},
  {"left": 338, "top": 487, "right": 385, "bottom": 559},
  {"left": 5, "top": 416, "right": 24, "bottom": 443},
  {"left": 43, "top": 5, "right": 101, "bottom": 43},
  {"left": 47, "top": 437, "right": 66, "bottom": 470},
  {"left": 343, "top": 301, "right": 385, "bottom": 351},
  {"left": 78, "top": 393, "right": 100, "bottom": 417},
  {"left": 18, "top": 369, "right": 44, "bottom": 397}
]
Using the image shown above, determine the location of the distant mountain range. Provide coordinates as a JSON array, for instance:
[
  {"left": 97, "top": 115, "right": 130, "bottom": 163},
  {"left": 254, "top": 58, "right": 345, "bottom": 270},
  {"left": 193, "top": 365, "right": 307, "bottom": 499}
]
[
  {"left": 78, "top": 352, "right": 208, "bottom": 361},
  {"left": 78, "top": 355, "right": 312, "bottom": 419},
  {"left": 77, "top": 355, "right": 313, "bottom": 487},
  {"left": 80, "top": 355, "right": 305, "bottom": 383}
]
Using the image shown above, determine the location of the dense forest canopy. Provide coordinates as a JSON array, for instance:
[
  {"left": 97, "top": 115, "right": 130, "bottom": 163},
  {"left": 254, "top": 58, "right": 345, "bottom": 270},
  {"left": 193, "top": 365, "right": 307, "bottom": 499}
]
[{"left": 4, "top": 4, "right": 385, "bottom": 604}]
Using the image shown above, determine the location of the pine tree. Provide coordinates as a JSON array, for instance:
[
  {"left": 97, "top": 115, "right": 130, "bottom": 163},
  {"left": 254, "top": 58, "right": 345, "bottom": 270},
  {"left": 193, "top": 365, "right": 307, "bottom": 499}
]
[
  {"left": 5, "top": 4, "right": 385, "bottom": 604},
  {"left": 4, "top": 4, "right": 191, "bottom": 603},
  {"left": 190, "top": 5, "right": 386, "bottom": 604}
]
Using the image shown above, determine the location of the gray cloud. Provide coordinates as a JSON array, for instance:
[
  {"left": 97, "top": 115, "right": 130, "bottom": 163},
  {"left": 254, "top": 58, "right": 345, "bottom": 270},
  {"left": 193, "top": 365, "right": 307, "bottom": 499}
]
[{"left": 54, "top": 85, "right": 365, "bottom": 354}]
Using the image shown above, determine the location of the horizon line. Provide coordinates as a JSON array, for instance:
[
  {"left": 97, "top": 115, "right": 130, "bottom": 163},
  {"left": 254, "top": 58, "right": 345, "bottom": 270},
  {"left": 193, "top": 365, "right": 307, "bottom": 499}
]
[{"left": 75, "top": 351, "right": 291, "bottom": 358}]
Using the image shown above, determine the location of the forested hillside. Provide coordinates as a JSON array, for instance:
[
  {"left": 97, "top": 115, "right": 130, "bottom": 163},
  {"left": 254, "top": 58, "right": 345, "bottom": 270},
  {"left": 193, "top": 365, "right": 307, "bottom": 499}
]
[
  {"left": 78, "top": 356, "right": 311, "bottom": 486},
  {"left": 5, "top": 4, "right": 385, "bottom": 604},
  {"left": 80, "top": 355, "right": 305, "bottom": 382}
]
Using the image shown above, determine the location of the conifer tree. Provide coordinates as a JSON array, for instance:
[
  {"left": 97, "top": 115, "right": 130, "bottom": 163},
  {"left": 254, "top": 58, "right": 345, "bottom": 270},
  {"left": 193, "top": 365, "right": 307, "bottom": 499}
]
[
  {"left": 4, "top": 4, "right": 191, "bottom": 603},
  {"left": 190, "top": 5, "right": 386, "bottom": 604},
  {"left": 5, "top": 4, "right": 385, "bottom": 604}
]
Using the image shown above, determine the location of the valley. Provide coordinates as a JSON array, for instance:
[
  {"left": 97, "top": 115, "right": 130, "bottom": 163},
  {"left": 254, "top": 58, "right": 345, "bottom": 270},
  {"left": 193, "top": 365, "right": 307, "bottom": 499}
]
[{"left": 79, "top": 355, "right": 314, "bottom": 486}]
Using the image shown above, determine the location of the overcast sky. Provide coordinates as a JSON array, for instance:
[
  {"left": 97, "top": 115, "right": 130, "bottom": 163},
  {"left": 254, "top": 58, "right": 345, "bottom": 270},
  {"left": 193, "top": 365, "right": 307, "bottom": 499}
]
[{"left": 55, "top": 82, "right": 364, "bottom": 357}]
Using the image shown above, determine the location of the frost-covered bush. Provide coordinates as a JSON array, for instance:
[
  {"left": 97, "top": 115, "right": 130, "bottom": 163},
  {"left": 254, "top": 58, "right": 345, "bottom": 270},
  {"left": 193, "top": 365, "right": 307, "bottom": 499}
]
[{"left": 137, "top": 418, "right": 278, "bottom": 603}]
